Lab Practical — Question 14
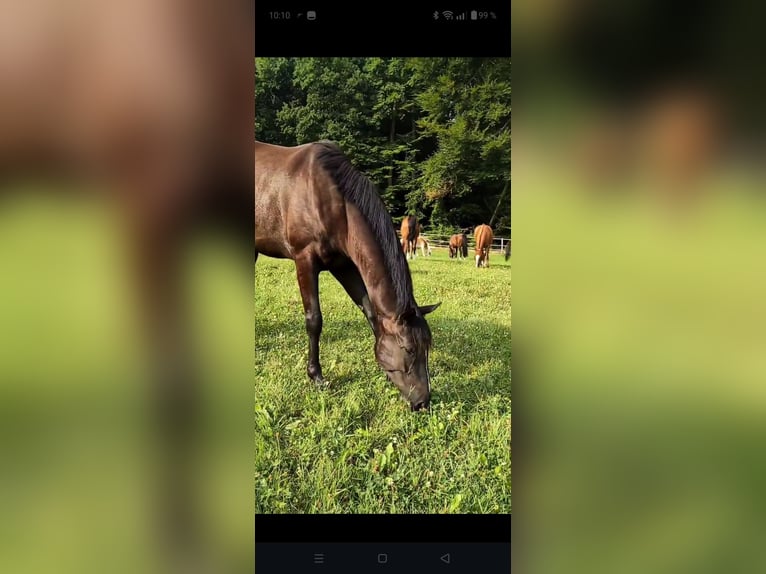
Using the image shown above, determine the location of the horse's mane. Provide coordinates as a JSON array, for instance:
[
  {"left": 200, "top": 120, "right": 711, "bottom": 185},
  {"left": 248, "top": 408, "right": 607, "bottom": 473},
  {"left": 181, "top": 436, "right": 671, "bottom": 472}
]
[{"left": 314, "top": 141, "right": 415, "bottom": 316}]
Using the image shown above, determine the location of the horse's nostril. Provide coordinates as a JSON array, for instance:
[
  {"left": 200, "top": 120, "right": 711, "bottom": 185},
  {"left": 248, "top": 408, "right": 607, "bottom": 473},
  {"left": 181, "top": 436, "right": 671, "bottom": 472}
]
[{"left": 411, "top": 401, "right": 429, "bottom": 412}]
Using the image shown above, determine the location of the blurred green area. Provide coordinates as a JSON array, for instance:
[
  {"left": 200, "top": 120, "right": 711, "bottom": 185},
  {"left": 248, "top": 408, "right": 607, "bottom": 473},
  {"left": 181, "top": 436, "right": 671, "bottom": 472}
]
[
  {"left": 0, "top": 190, "right": 252, "bottom": 573},
  {"left": 518, "top": 153, "right": 766, "bottom": 573},
  {"left": 514, "top": 1, "right": 766, "bottom": 568}
]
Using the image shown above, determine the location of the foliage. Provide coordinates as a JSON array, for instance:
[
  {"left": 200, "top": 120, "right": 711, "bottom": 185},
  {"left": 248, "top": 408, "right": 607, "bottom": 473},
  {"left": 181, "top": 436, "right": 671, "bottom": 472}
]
[{"left": 255, "top": 58, "right": 511, "bottom": 235}]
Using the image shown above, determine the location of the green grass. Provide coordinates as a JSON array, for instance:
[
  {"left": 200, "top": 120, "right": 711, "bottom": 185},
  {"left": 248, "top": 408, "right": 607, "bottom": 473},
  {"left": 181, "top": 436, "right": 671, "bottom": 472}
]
[{"left": 255, "top": 248, "right": 511, "bottom": 513}]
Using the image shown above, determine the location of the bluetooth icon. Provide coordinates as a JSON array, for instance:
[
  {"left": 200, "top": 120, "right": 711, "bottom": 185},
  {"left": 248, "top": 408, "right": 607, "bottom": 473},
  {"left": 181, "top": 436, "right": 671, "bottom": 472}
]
[{"left": 433, "top": 10, "right": 440, "bottom": 20}]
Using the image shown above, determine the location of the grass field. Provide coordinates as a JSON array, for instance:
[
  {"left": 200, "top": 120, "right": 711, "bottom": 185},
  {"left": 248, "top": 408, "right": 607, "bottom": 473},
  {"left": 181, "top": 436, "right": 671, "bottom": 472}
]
[{"left": 255, "top": 248, "right": 511, "bottom": 513}]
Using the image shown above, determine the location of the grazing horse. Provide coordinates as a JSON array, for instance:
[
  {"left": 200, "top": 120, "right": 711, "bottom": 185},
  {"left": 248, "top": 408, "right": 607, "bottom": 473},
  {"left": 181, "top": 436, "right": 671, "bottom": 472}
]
[
  {"left": 505, "top": 240, "right": 511, "bottom": 261},
  {"left": 474, "top": 224, "right": 494, "bottom": 268},
  {"left": 416, "top": 235, "right": 432, "bottom": 257},
  {"left": 449, "top": 233, "right": 468, "bottom": 260},
  {"left": 400, "top": 215, "right": 420, "bottom": 260},
  {"left": 255, "top": 140, "right": 441, "bottom": 411},
  {"left": 0, "top": 3, "right": 253, "bottom": 572}
]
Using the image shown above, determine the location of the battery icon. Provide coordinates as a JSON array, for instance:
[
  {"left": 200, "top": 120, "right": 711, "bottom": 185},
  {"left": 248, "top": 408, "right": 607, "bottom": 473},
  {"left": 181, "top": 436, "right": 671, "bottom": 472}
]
[{"left": 470, "top": 10, "right": 478, "bottom": 20}]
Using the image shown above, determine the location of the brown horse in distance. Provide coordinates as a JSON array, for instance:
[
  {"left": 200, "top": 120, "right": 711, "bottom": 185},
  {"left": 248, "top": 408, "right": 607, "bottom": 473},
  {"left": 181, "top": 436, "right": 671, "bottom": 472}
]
[
  {"left": 400, "top": 215, "right": 420, "bottom": 261},
  {"left": 255, "top": 140, "right": 441, "bottom": 411},
  {"left": 474, "top": 224, "right": 494, "bottom": 268},
  {"left": 449, "top": 233, "right": 468, "bottom": 260}
]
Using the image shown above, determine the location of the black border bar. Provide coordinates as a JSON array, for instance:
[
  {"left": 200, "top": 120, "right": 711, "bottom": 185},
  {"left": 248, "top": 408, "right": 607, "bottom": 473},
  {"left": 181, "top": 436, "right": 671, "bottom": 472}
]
[
  {"left": 257, "top": 543, "right": 511, "bottom": 572},
  {"left": 255, "top": 513, "right": 511, "bottom": 542},
  {"left": 255, "top": 3, "right": 510, "bottom": 57}
]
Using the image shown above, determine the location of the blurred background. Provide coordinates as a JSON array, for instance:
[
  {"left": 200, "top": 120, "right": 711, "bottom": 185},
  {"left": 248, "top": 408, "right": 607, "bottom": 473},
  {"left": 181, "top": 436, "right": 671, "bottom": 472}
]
[
  {"left": 0, "top": 2, "right": 252, "bottom": 573},
  {"left": 515, "top": 0, "right": 766, "bottom": 572}
]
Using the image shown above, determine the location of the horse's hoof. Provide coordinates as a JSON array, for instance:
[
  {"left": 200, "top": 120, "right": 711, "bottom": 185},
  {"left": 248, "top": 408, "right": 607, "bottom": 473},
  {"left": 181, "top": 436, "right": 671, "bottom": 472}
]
[{"left": 312, "top": 377, "right": 329, "bottom": 389}]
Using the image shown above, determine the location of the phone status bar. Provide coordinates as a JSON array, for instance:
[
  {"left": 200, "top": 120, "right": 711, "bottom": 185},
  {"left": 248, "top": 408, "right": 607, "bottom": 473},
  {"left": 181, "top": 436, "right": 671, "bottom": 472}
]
[{"left": 263, "top": 9, "right": 506, "bottom": 23}]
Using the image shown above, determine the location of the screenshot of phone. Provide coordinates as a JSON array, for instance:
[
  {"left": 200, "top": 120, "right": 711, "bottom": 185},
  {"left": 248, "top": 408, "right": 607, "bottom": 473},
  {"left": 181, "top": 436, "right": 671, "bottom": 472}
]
[{"left": 255, "top": 3, "right": 511, "bottom": 573}]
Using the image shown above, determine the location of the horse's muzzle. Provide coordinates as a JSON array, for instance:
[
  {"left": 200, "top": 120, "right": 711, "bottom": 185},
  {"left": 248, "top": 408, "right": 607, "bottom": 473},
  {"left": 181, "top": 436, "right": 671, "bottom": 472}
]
[{"left": 411, "top": 399, "right": 430, "bottom": 412}]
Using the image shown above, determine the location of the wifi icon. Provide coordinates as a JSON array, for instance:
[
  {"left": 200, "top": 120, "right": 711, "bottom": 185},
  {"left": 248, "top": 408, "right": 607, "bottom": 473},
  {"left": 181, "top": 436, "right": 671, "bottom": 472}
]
[{"left": 442, "top": 10, "right": 453, "bottom": 20}]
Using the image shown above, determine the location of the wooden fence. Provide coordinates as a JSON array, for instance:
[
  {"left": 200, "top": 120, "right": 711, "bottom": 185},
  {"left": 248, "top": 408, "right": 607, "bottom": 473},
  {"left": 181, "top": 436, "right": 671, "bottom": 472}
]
[{"left": 399, "top": 231, "right": 510, "bottom": 255}]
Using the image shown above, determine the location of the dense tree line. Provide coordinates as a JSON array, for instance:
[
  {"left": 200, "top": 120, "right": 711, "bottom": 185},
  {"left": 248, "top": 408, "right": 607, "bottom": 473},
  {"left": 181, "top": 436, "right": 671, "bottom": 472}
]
[{"left": 255, "top": 58, "right": 511, "bottom": 236}]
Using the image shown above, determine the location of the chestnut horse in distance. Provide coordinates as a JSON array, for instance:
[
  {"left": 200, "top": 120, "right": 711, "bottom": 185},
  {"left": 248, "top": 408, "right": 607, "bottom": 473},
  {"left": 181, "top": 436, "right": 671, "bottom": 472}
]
[
  {"left": 255, "top": 141, "right": 440, "bottom": 411},
  {"left": 474, "top": 224, "right": 494, "bottom": 268},
  {"left": 400, "top": 215, "right": 420, "bottom": 261},
  {"left": 449, "top": 233, "right": 468, "bottom": 260}
]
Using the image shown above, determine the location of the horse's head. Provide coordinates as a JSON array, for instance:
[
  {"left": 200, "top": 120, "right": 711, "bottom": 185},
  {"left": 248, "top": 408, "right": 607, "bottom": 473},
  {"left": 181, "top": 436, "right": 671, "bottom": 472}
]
[{"left": 374, "top": 302, "right": 441, "bottom": 411}]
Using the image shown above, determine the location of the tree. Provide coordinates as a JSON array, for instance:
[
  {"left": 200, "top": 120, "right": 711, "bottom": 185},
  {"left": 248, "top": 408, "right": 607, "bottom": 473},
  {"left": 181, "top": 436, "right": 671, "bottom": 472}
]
[{"left": 255, "top": 57, "right": 511, "bottom": 235}]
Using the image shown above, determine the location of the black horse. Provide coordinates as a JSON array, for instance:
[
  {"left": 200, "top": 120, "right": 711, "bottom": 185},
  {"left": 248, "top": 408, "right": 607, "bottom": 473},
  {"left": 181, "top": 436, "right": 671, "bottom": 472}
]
[{"left": 254, "top": 140, "right": 441, "bottom": 411}]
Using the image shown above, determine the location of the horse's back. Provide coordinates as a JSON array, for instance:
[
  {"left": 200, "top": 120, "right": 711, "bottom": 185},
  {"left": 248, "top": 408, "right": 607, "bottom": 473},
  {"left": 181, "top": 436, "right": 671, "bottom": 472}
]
[
  {"left": 475, "top": 224, "right": 493, "bottom": 248},
  {"left": 255, "top": 140, "right": 316, "bottom": 169},
  {"left": 1, "top": 3, "right": 252, "bottom": 187},
  {"left": 255, "top": 140, "right": 347, "bottom": 259}
]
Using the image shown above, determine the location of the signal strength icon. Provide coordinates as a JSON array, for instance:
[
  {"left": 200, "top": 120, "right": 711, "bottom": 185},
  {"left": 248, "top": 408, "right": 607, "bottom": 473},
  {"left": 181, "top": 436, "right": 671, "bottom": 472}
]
[
  {"left": 442, "top": 10, "right": 453, "bottom": 20},
  {"left": 456, "top": 12, "right": 466, "bottom": 20}
]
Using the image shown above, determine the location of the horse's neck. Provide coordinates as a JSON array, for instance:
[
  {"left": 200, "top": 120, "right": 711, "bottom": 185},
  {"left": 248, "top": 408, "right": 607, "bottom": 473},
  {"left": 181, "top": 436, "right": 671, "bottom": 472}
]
[
  {"left": 345, "top": 210, "right": 405, "bottom": 318},
  {"left": 350, "top": 249, "right": 400, "bottom": 318}
]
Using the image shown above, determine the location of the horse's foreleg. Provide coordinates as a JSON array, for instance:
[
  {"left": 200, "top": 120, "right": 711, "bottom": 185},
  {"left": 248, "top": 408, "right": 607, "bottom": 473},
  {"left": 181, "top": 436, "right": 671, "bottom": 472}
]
[
  {"left": 123, "top": 199, "right": 204, "bottom": 571},
  {"left": 330, "top": 264, "right": 377, "bottom": 335},
  {"left": 294, "top": 253, "right": 324, "bottom": 385}
]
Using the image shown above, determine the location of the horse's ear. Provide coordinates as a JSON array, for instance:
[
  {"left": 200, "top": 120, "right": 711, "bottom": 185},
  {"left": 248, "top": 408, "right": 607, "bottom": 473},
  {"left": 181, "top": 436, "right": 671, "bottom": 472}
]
[{"left": 419, "top": 302, "right": 442, "bottom": 315}]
